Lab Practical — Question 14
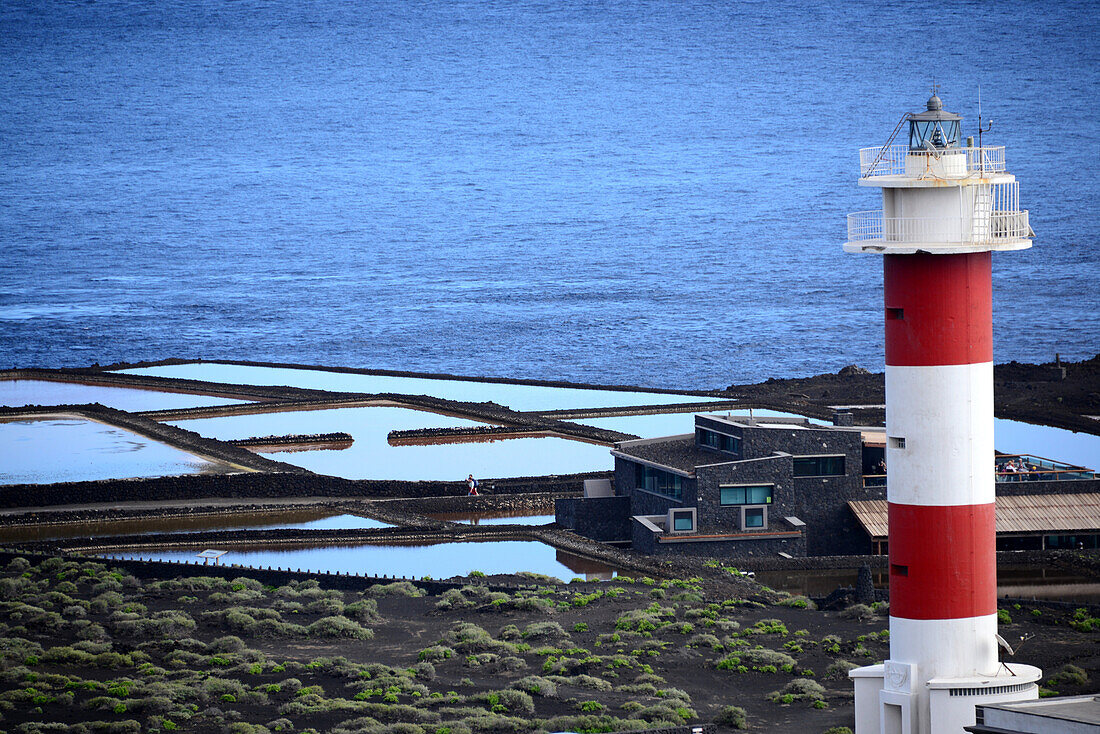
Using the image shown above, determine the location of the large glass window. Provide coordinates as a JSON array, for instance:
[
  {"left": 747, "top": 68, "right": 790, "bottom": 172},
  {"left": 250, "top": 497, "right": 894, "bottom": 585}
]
[
  {"left": 697, "top": 428, "right": 741, "bottom": 457},
  {"left": 696, "top": 428, "right": 719, "bottom": 448},
  {"left": 793, "top": 456, "right": 845, "bottom": 477},
  {"left": 720, "top": 485, "right": 772, "bottom": 506},
  {"left": 635, "top": 464, "right": 683, "bottom": 501}
]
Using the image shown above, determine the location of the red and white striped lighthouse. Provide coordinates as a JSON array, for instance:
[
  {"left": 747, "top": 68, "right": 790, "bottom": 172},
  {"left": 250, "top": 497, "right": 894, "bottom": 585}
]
[{"left": 847, "top": 94, "right": 1042, "bottom": 734}]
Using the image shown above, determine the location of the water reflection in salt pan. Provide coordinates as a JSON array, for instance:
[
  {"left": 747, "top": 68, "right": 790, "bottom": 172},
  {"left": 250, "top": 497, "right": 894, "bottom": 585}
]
[
  {"left": 171, "top": 406, "right": 612, "bottom": 480},
  {"left": 0, "top": 511, "right": 392, "bottom": 543},
  {"left": 122, "top": 363, "right": 721, "bottom": 411},
  {"left": 0, "top": 380, "right": 243, "bottom": 412},
  {"left": 0, "top": 417, "right": 236, "bottom": 485},
  {"left": 109, "top": 539, "right": 620, "bottom": 581}
]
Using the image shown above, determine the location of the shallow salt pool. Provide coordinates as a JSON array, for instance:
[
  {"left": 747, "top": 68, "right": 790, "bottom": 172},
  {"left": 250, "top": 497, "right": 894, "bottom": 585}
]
[
  {"left": 0, "top": 379, "right": 244, "bottom": 412},
  {"left": 106, "top": 539, "right": 622, "bottom": 581},
  {"left": 0, "top": 416, "right": 237, "bottom": 486},
  {"left": 170, "top": 406, "right": 612, "bottom": 480},
  {"left": 426, "top": 511, "right": 555, "bottom": 526},
  {"left": 120, "top": 362, "right": 721, "bottom": 411},
  {"left": 0, "top": 511, "right": 391, "bottom": 543}
]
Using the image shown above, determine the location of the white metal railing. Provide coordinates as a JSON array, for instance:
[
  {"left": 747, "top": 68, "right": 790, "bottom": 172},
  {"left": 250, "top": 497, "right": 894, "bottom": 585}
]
[
  {"left": 847, "top": 210, "right": 1030, "bottom": 244},
  {"left": 859, "top": 145, "right": 1007, "bottom": 178}
]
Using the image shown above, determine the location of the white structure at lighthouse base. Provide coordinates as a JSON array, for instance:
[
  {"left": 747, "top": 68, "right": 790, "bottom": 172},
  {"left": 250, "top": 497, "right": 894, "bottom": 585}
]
[{"left": 851, "top": 663, "right": 1042, "bottom": 734}]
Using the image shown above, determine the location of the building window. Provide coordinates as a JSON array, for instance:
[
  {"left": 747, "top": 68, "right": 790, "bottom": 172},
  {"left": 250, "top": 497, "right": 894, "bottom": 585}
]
[
  {"left": 793, "top": 455, "right": 845, "bottom": 477},
  {"left": 720, "top": 485, "right": 772, "bottom": 506},
  {"left": 697, "top": 428, "right": 741, "bottom": 457},
  {"left": 743, "top": 507, "right": 766, "bottom": 529},
  {"left": 696, "top": 428, "right": 719, "bottom": 448},
  {"left": 669, "top": 508, "right": 696, "bottom": 533},
  {"left": 635, "top": 464, "right": 683, "bottom": 501}
]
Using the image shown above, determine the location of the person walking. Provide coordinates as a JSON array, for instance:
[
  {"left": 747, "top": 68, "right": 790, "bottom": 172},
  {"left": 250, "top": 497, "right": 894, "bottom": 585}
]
[{"left": 467, "top": 474, "right": 479, "bottom": 496}]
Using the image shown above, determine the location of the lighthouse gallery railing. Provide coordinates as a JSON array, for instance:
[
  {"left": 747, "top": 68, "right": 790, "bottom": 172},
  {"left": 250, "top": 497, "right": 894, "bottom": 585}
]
[
  {"left": 847, "top": 210, "right": 1031, "bottom": 245},
  {"left": 860, "top": 145, "right": 1006, "bottom": 178}
]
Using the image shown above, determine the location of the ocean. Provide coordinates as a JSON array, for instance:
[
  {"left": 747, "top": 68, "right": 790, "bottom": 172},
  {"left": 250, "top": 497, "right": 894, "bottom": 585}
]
[{"left": 1, "top": 0, "right": 1097, "bottom": 390}]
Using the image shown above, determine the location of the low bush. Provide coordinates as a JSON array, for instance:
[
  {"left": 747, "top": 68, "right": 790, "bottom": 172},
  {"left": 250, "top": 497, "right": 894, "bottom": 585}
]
[
  {"left": 768, "top": 678, "right": 826, "bottom": 703},
  {"left": 344, "top": 599, "right": 382, "bottom": 623},
  {"left": 418, "top": 646, "right": 454, "bottom": 662},
  {"left": 307, "top": 616, "right": 374, "bottom": 639},
  {"left": 824, "top": 659, "right": 858, "bottom": 680},
  {"left": 1049, "top": 664, "right": 1089, "bottom": 687},
  {"left": 510, "top": 676, "right": 556, "bottom": 697},
  {"left": 368, "top": 582, "right": 424, "bottom": 598},
  {"left": 521, "top": 621, "right": 566, "bottom": 641},
  {"left": 841, "top": 604, "right": 875, "bottom": 621},
  {"left": 714, "top": 704, "right": 748, "bottom": 728}
]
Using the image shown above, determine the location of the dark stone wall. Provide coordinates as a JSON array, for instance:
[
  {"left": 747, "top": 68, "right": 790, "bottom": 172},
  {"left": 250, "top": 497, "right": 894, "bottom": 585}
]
[
  {"left": 742, "top": 423, "right": 863, "bottom": 463},
  {"left": 694, "top": 456, "right": 791, "bottom": 535},
  {"left": 554, "top": 496, "right": 631, "bottom": 542},
  {"left": 0, "top": 471, "right": 608, "bottom": 509},
  {"left": 743, "top": 425, "right": 866, "bottom": 556},
  {"left": 631, "top": 517, "right": 805, "bottom": 559}
]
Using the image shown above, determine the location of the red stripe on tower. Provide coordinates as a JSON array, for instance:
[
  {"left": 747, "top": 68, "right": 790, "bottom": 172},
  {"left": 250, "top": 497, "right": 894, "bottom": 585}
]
[
  {"left": 884, "top": 252, "right": 992, "bottom": 367},
  {"left": 887, "top": 502, "right": 997, "bottom": 619}
]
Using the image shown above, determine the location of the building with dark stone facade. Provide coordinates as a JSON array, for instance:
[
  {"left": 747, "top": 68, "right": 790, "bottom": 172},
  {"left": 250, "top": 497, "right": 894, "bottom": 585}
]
[{"left": 555, "top": 413, "right": 1100, "bottom": 560}]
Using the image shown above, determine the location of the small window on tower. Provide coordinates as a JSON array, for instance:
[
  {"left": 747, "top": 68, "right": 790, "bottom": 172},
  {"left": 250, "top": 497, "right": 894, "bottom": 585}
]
[
  {"left": 889, "top": 436, "right": 906, "bottom": 450},
  {"left": 886, "top": 308, "right": 904, "bottom": 320}
]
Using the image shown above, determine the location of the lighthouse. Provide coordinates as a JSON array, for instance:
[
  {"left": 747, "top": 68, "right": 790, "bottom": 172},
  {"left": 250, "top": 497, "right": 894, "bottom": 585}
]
[{"left": 846, "top": 93, "right": 1042, "bottom": 734}]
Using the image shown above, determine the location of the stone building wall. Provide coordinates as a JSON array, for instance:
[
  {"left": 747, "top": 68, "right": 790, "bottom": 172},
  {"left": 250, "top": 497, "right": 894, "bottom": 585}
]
[{"left": 554, "top": 496, "right": 631, "bottom": 542}]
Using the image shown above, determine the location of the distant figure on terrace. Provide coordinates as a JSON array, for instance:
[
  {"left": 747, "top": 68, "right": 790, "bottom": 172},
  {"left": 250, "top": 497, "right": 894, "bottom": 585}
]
[{"left": 467, "top": 474, "right": 479, "bottom": 496}]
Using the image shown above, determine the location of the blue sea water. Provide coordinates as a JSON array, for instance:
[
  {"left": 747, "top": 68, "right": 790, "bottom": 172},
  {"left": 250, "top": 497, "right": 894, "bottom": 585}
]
[{"left": 1, "top": 0, "right": 1097, "bottom": 390}]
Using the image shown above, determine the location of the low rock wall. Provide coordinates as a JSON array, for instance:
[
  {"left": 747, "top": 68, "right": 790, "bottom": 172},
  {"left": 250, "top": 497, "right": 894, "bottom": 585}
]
[{"left": 0, "top": 471, "right": 609, "bottom": 509}]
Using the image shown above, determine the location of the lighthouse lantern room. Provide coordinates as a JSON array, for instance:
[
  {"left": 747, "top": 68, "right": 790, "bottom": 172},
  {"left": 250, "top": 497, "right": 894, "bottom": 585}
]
[{"left": 845, "top": 93, "right": 1042, "bottom": 734}]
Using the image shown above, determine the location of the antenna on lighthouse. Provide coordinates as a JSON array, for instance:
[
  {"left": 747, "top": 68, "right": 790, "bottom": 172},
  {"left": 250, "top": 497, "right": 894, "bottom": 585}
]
[{"left": 977, "top": 86, "right": 993, "bottom": 162}]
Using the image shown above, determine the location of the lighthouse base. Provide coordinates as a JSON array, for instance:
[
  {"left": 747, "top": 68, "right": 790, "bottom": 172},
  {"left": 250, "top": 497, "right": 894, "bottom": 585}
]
[{"left": 851, "top": 662, "right": 1041, "bottom": 734}]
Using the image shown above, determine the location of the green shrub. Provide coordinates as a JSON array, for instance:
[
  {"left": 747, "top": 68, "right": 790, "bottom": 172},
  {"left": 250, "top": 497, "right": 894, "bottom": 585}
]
[
  {"left": 510, "top": 676, "right": 556, "bottom": 697},
  {"left": 778, "top": 595, "right": 814, "bottom": 609},
  {"left": 521, "top": 621, "right": 566, "bottom": 640},
  {"left": 824, "top": 659, "right": 858, "bottom": 680},
  {"left": 419, "top": 646, "right": 454, "bottom": 662},
  {"left": 769, "top": 678, "right": 826, "bottom": 703},
  {"left": 714, "top": 705, "right": 747, "bottom": 728},
  {"left": 997, "top": 609, "right": 1012, "bottom": 625},
  {"left": 307, "top": 616, "right": 374, "bottom": 639},
  {"left": 841, "top": 604, "right": 875, "bottom": 621},
  {"left": 344, "top": 599, "right": 381, "bottom": 623},
  {"left": 1049, "top": 664, "right": 1089, "bottom": 687},
  {"left": 368, "top": 582, "right": 424, "bottom": 598}
]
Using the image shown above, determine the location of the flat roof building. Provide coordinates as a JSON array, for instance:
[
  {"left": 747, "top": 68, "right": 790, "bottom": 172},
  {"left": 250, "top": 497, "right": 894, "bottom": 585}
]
[
  {"left": 555, "top": 413, "right": 1099, "bottom": 560},
  {"left": 965, "top": 695, "right": 1100, "bottom": 733}
]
